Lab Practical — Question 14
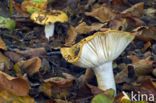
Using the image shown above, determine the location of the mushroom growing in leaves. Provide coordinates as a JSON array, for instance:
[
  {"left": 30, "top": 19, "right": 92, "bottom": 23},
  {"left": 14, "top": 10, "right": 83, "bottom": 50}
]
[
  {"left": 30, "top": 10, "right": 68, "bottom": 40},
  {"left": 60, "top": 30, "right": 135, "bottom": 94}
]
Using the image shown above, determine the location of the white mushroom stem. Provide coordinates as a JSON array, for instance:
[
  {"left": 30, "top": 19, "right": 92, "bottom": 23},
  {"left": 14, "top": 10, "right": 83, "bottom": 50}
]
[
  {"left": 93, "top": 61, "right": 116, "bottom": 94},
  {"left": 45, "top": 24, "right": 55, "bottom": 40}
]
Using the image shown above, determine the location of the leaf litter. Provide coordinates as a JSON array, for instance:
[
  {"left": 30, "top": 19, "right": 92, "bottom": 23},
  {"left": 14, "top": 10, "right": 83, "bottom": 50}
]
[{"left": 0, "top": 0, "right": 155, "bottom": 103}]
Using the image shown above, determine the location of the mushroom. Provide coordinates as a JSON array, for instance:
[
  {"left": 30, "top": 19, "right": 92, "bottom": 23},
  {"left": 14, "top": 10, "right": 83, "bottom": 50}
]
[
  {"left": 30, "top": 10, "right": 68, "bottom": 40},
  {"left": 60, "top": 30, "right": 135, "bottom": 94}
]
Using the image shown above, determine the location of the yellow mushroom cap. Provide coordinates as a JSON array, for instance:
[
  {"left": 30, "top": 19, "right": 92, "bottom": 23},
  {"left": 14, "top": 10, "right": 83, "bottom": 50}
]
[
  {"left": 30, "top": 10, "right": 68, "bottom": 25},
  {"left": 61, "top": 30, "right": 135, "bottom": 68}
]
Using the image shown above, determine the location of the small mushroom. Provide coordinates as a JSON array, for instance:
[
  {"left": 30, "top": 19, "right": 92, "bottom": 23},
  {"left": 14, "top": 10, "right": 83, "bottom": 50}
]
[
  {"left": 30, "top": 10, "right": 68, "bottom": 40},
  {"left": 60, "top": 30, "right": 135, "bottom": 94}
]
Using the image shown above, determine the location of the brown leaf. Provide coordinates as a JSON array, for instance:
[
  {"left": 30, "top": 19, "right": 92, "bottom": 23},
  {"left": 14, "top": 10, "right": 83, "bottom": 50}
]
[
  {"left": 132, "top": 26, "right": 156, "bottom": 41},
  {"left": 111, "top": 0, "right": 130, "bottom": 12},
  {"left": 17, "top": 57, "right": 41, "bottom": 75},
  {"left": 0, "top": 91, "right": 35, "bottom": 103},
  {"left": 0, "top": 37, "right": 7, "bottom": 51},
  {"left": 121, "top": 16, "right": 145, "bottom": 31},
  {"left": 86, "top": 84, "right": 104, "bottom": 95},
  {"left": 121, "top": 2, "right": 144, "bottom": 17},
  {"left": 85, "top": 4, "right": 117, "bottom": 22},
  {"left": 0, "top": 52, "right": 10, "bottom": 70},
  {"left": 11, "top": 0, "right": 28, "bottom": 15},
  {"left": 75, "top": 22, "right": 105, "bottom": 34},
  {"left": 0, "top": 71, "right": 29, "bottom": 96},
  {"left": 141, "top": 41, "right": 151, "bottom": 52},
  {"left": 15, "top": 47, "right": 47, "bottom": 58},
  {"left": 116, "top": 57, "right": 156, "bottom": 83},
  {"left": 128, "top": 57, "right": 155, "bottom": 77},
  {"left": 65, "top": 25, "right": 77, "bottom": 46},
  {"left": 135, "top": 78, "right": 156, "bottom": 100},
  {"left": 128, "top": 55, "right": 141, "bottom": 63},
  {"left": 78, "top": 68, "right": 94, "bottom": 86},
  {"left": 4, "top": 51, "right": 23, "bottom": 63},
  {"left": 115, "top": 68, "right": 128, "bottom": 83},
  {"left": 40, "top": 77, "right": 74, "bottom": 98}
]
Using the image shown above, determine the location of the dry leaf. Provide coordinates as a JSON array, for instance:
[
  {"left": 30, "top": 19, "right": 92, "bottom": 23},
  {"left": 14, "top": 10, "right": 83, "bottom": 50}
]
[
  {"left": 0, "top": 91, "right": 35, "bottom": 103},
  {"left": 132, "top": 26, "right": 156, "bottom": 41},
  {"left": 17, "top": 57, "right": 41, "bottom": 75},
  {"left": 121, "top": 2, "right": 144, "bottom": 17},
  {"left": 0, "top": 71, "right": 29, "bottom": 96},
  {"left": 4, "top": 51, "right": 23, "bottom": 63},
  {"left": 21, "top": 0, "right": 47, "bottom": 14},
  {"left": 135, "top": 78, "right": 156, "bottom": 100},
  {"left": 65, "top": 25, "right": 77, "bottom": 46},
  {"left": 15, "top": 47, "right": 47, "bottom": 58},
  {"left": 0, "top": 37, "right": 7, "bottom": 51},
  {"left": 0, "top": 52, "right": 10, "bottom": 70},
  {"left": 128, "top": 57, "right": 155, "bottom": 77},
  {"left": 141, "top": 41, "right": 151, "bottom": 52},
  {"left": 115, "top": 68, "right": 129, "bottom": 83},
  {"left": 11, "top": 0, "right": 28, "bottom": 15},
  {"left": 85, "top": 4, "right": 117, "bottom": 22},
  {"left": 78, "top": 68, "right": 94, "bottom": 86},
  {"left": 115, "top": 57, "right": 155, "bottom": 83},
  {"left": 111, "top": 0, "right": 130, "bottom": 11},
  {"left": 128, "top": 55, "right": 140, "bottom": 63},
  {"left": 40, "top": 77, "right": 74, "bottom": 98},
  {"left": 75, "top": 22, "right": 105, "bottom": 34}
]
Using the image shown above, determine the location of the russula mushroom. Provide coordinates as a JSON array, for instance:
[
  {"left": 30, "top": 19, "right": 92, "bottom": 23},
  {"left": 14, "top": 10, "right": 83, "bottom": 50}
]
[
  {"left": 60, "top": 30, "right": 135, "bottom": 94},
  {"left": 30, "top": 10, "right": 68, "bottom": 40}
]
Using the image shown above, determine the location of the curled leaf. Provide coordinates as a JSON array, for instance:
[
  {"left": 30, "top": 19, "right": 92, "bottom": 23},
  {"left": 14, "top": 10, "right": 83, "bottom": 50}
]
[
  {"left": 85, "top": 4, "right": 117, "bottom": 22},
  {"left": 16, "top": 57, "right": 42, "bottom": 75},
  {"left": 0, "top": 71, "right": 29, "bottom": 96}
]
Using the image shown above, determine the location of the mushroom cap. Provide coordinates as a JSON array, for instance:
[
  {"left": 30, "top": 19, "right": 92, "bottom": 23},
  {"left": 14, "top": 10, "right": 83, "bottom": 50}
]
[
  {"left": 61, "top": 30, "right": 135, "bottom": 68},
  {"left": 30, "top": 10, "right": 68, "bottom": 25}
]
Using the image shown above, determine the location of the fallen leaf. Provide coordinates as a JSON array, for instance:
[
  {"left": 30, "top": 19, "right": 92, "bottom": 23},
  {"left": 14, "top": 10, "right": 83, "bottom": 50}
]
[
  {"left": 15, "top": 47, "right": 47, "bottom": 58},
  {"left": 91, "top": 89, "right": 114, "bottom": 103},
  {"left": 0, "top": 71, "right": 29, "bottom": 96},
  {"left": 128, "top": 57, "right": 155, "bottom": 77},
  {"left": 133, "top": 78, "right": 156, "bottom": 101},
  {"left": 128, "top": 55, "right": 140, "bottom": 63},
  {"left": 116, "top": 57, "right": 155, "bottom": 83},
  {"left": 111, "top": 0, "right": 130, "bottom": 12},
  {"left": 0, "top": 91, "right": 35, "bottom": 103},
  {"left": 115, "top": 68, "right": 129, "bottom": 83},
  {"left": 0, "top": 52, "right": 10, "bottom": 70},
  {"left": 141, "top": 41, "right": 151, "bottom": 52},
  {"left": 0, "top": 37, "right": 7, "bottom": 51},
  {"left": 0, "top": 16, "right": 16, "bottom": 33},
  {"left": 121, "top": 16, "right": 145, "bottom": 31},
  {"left": 40, "top": 76, "right": 74, "bottom": 98},
  {"left": 16, "top": 57, "right": 42, "bottom": 75},
  {"left": 121, "top": 2, "right": 144, "bottom": 17},
  {"left": 75, "top": 22, "right": 105, "bottom": 34},
  {"left": 4, "top": 51, "right": 23, "bottom": 63},
  {"left": 11, "top": 0, "right": 28, "bottom": 15},
  {"left": 85, "top": 4, "right": 117, "bottom": 22},
  {"left": 132, "top": 26, "right": 156, "bottom": 41},
  {"left": 21, "top": 0, "right": 47, "bottom": 14},
  {"left": 65, "top": 25, "right": 77, "bottom": 46},
  {"left": 78, "top": 68, "right": 94, "bottom": 86}
]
